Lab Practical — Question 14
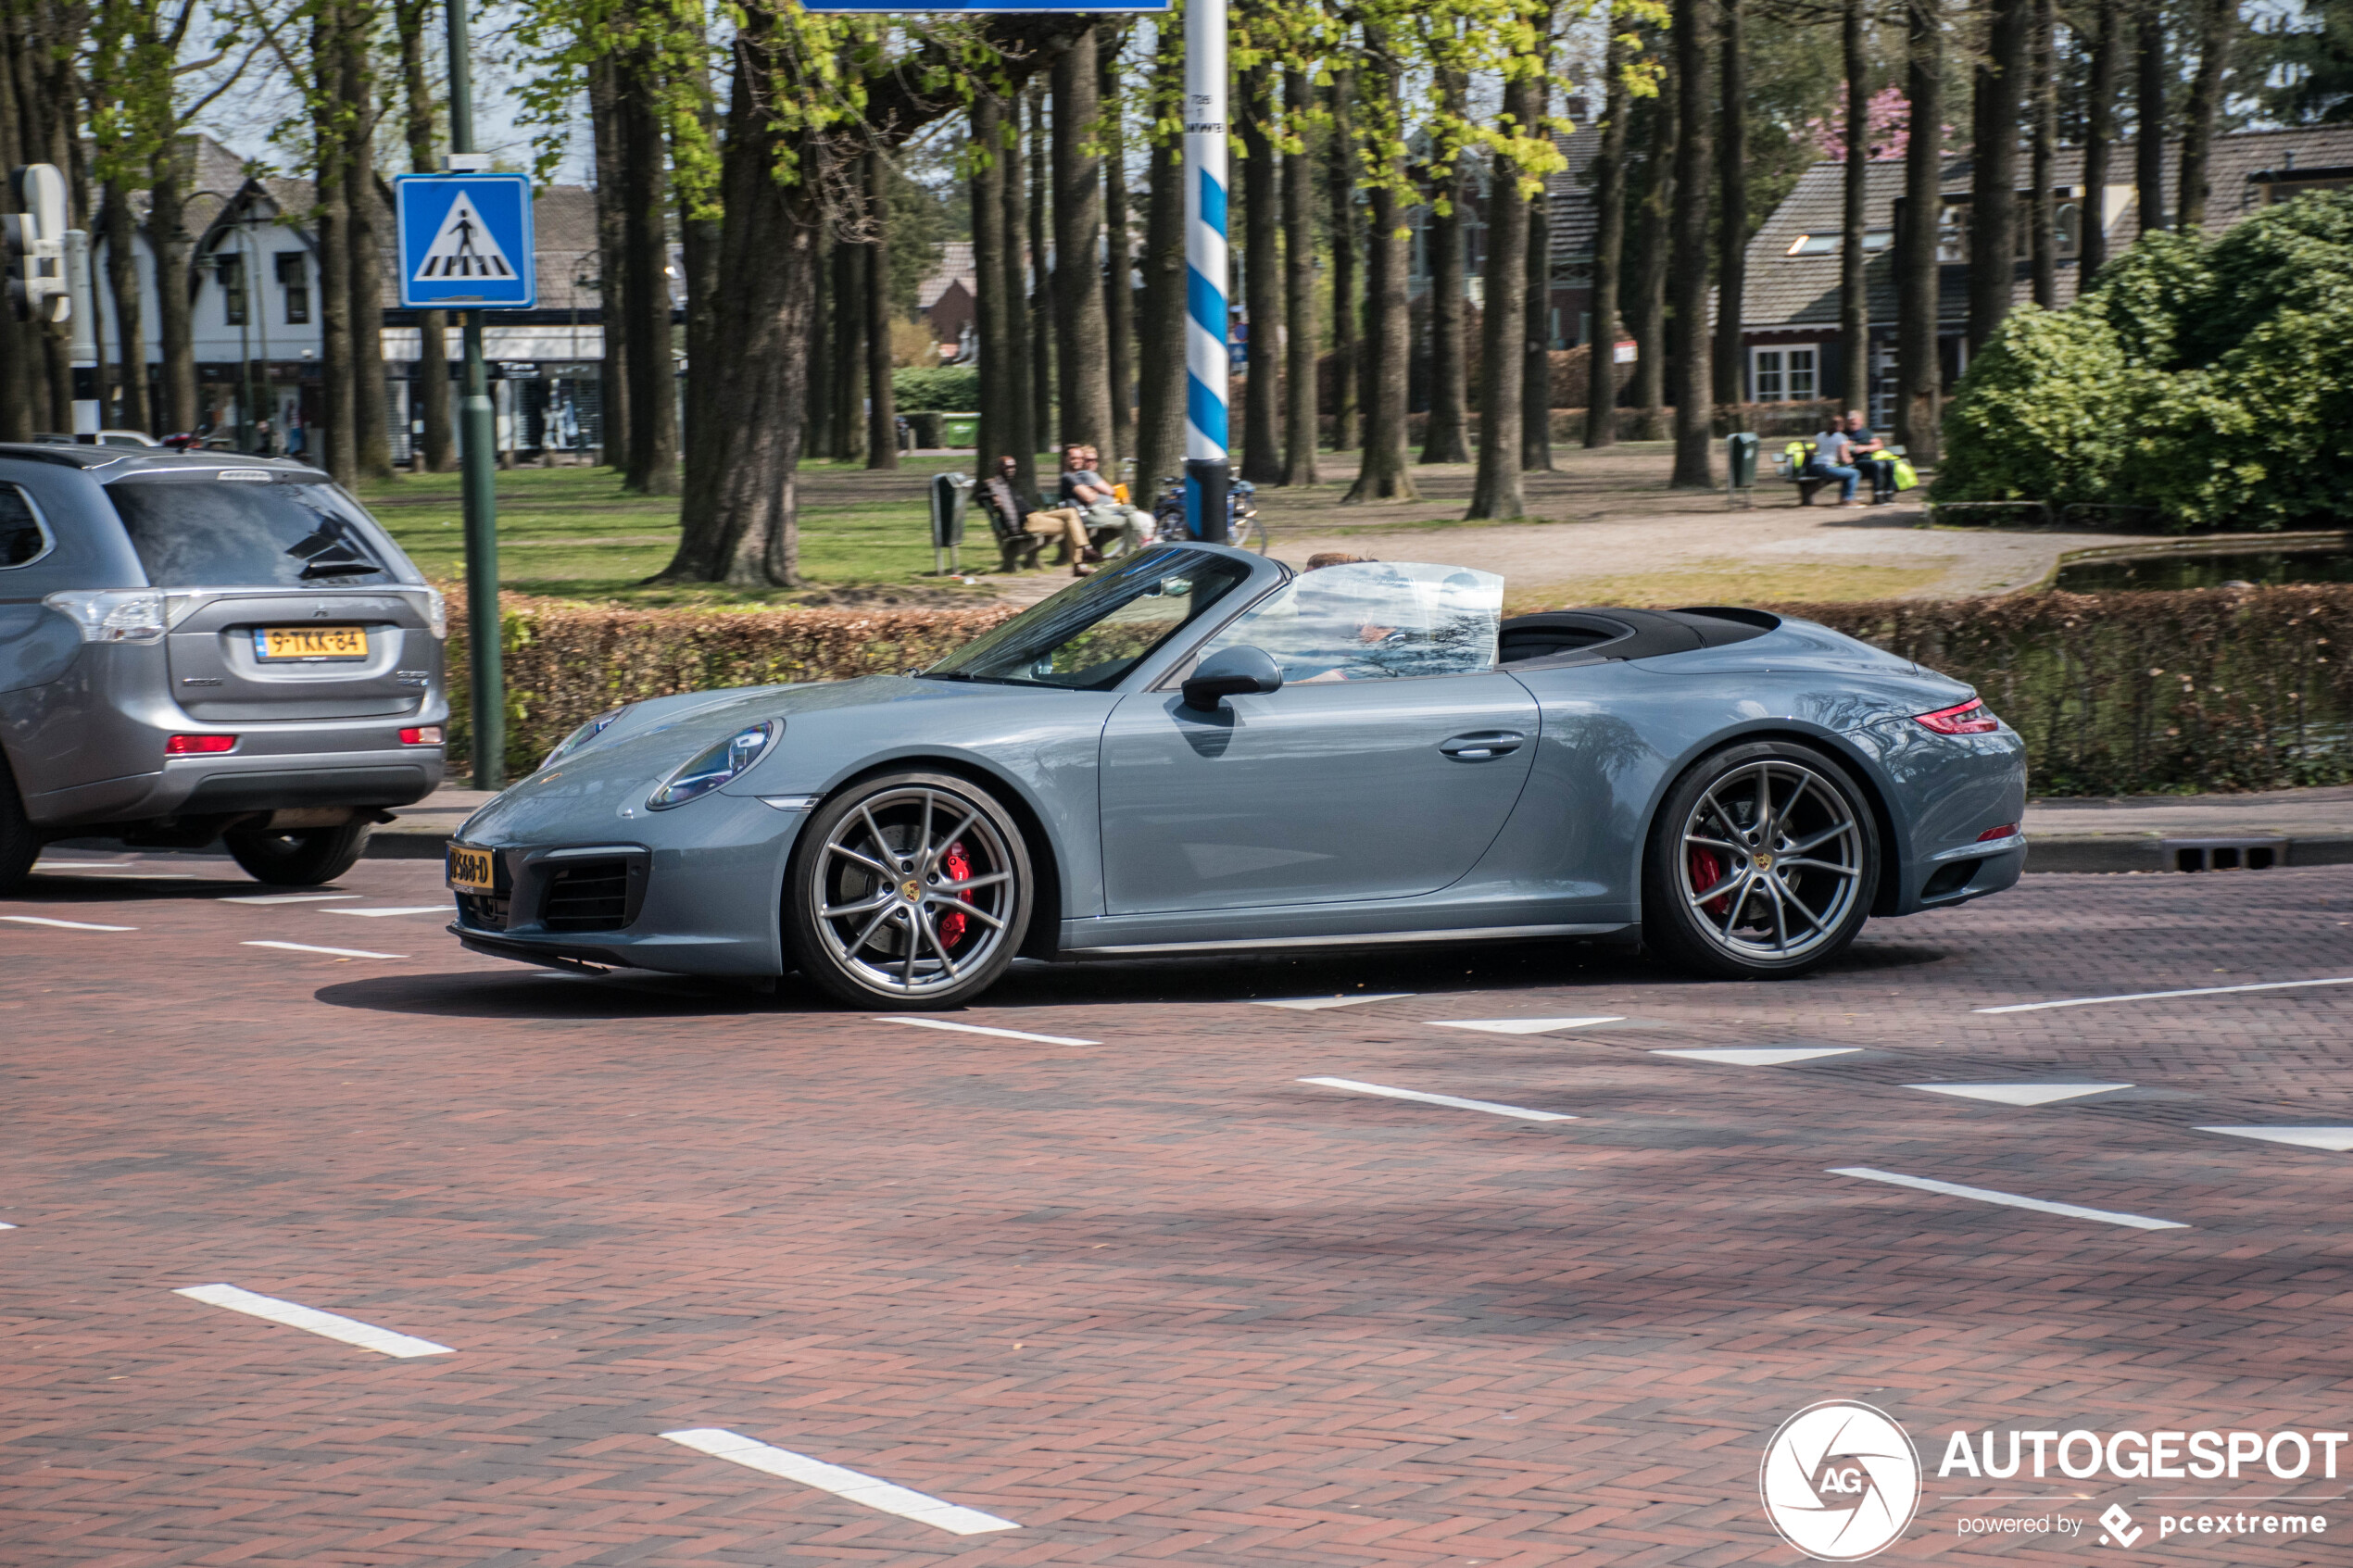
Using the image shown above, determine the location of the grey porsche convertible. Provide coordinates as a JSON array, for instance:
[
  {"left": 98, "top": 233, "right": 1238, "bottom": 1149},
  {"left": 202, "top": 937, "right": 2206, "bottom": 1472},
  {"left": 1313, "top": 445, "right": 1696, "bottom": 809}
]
[{"left": 446, "top": 546, "right": 2026, "bottom": 1006}]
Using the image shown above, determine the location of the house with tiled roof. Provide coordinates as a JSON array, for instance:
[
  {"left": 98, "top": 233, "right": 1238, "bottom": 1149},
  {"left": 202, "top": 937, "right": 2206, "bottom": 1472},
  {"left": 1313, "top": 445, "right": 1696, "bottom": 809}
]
[{"left": 1735, "top": 124, "right": 2353, "bottom": 424}]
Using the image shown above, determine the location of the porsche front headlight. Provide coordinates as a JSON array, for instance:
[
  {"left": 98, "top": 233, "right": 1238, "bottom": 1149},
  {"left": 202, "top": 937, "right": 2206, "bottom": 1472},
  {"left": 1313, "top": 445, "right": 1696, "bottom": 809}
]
[
  {"left": 541, "top": 706, "right": 627, "bottom": 771},
  {"left": 647, "top": 721, "right": 778, "bottom": 809}
]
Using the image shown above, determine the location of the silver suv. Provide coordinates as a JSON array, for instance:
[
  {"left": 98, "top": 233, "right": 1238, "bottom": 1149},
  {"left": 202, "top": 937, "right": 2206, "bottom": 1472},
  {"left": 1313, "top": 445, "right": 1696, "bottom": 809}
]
[{"left": 0, "top": 446, "right": 447, "bottom": 889}]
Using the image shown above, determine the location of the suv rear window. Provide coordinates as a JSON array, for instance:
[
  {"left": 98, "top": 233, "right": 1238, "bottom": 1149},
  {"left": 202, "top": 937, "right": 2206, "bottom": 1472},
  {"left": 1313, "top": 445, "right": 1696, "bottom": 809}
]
[
  {"left": 106, "top": 477, "right": 421, "bottom": 588},
  {"left": 0, "top": 483, "right": 47, "bottom": 568}
]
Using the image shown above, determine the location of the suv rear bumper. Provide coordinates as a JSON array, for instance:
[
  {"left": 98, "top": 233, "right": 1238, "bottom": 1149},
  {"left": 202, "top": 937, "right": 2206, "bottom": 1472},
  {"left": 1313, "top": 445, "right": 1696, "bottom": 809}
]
[{"left": 24, "top": 743, "right": 444, "bottom": 828}]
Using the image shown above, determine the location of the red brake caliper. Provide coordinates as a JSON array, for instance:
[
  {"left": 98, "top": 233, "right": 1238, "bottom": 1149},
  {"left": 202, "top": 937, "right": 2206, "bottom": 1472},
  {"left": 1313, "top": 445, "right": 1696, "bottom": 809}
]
[
  {"left": 938, "top": 842, "right": 974, "bottom": 945},
  {"left": 1689, "top": 847, "right": 1729, "bottom": 917}
]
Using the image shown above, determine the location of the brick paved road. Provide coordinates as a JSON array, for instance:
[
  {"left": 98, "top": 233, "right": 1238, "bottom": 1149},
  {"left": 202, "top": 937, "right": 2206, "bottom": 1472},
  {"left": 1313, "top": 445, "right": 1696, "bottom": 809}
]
[{"left": 4, "top": 855, "right": 2351, "bottom": 1566}]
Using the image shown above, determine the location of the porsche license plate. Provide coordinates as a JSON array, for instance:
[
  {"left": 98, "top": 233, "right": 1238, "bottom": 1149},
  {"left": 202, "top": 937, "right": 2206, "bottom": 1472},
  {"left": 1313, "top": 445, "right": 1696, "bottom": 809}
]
[
  {"left": 256, "top": 625, "right": 368, "bottom": 660},
  {"left": 447, "top": 844, "right": 496, "bottom": 894}
]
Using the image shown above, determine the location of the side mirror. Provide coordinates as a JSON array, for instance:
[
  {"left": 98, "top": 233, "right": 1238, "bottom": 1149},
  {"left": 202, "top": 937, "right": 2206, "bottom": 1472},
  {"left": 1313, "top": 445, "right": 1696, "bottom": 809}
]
[{"left": 1180, "top": 645, "right": 1283, "bottom": 710}]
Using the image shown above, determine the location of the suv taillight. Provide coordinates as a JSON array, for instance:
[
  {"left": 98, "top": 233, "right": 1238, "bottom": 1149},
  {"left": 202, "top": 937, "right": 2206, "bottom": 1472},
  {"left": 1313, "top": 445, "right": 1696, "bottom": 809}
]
[{"left": 399, "top": 725, "right": 443, "bottom": 746}]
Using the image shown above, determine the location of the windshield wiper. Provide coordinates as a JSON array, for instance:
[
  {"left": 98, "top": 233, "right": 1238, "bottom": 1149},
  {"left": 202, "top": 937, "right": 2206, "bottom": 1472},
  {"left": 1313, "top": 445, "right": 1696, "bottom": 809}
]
[{"left": 915, "top": 671, "right": 1027, "bottom": 686}]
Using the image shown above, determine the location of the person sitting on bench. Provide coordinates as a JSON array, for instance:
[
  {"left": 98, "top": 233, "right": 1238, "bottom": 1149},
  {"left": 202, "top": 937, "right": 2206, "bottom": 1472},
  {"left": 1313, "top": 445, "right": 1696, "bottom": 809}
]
[
  {"left": 1843, "top": 410, "right": 1898, "bottom": 505},
  {"left": 1000, "top": 455, "right": 1101, "bottom": 576},
  {"left": 1059, "top": 445, "right": 1150, "bottom": 556},
  {"left": 1808, "top": 420, "right": 1862, "bottom": 508}
]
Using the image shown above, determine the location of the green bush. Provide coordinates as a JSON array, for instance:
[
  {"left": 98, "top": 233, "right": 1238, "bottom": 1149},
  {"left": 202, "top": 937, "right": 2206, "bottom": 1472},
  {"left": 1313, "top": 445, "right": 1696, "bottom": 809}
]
[
  {"left": 1934, "top": 191, "right": 2353, "bottom": 532},
  {"left": 892, "top": 367, "right": 979, "bottom": 412}
]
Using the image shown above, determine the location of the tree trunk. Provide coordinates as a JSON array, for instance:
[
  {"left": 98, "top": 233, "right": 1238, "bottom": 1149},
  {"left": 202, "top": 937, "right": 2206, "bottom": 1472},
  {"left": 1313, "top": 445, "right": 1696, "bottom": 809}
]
[
  {"left": 1237, "top": 63, "right": 1282, "bottom": 482},
  {"left": 1586, "top": 18, "right": 1630, "bottom": 447},
  {"left": 1420, "top": 69, "right": 1470, "bottom": 467},
  {"left": 1325, "top": 70, "right": 1359, "bottom": 453},
  {"left": 2080, "top": 0, "right": 2120, "bottom": 282},
  {"left": 1968, "top": 0, "right": 2030, "bottom": 352},
  {"left": 808, "top": 231, "right": 835, "bottom": 458},
  {"left": 1281, "top": 68, "right": 1316, "bottom": 485},
  {"left": 864, "top": 150, "right": 899, "bottom": 470},
  {"left": 1468, "top": 74, "right": 1538, "bottom": 520},
  {"left": 0, "top": 19, "right": 27, "bottom": 442},
  {"left": 621, "top": 45, "right": 678, "bottom": 494},
  {"left": 589, "top": 57, "right": 631, "bottom": 469},
  {"left": 1001, "top": 91, "right": 1037, "bottom": 493},
  {"left": 2030, "top": 0, "right": 2057, "bottom": 307},
  {"left": 1521, "top": 26, "right": 1554, "bottom": 472},
  {"left": 971, "top": 96, "right": 1008, "bottom": 478},
  {"left": 397, "top": 0, "right": 453, "bottom": 470},
  {"left": 2134, "top": 5, "right": 2166, "bottom": 234},
  {"left": 148, "top": 151, "right": 197, "bottom": 436},
  {"left": 1895, "top": 0, "right": 1944, "bottom": 461},
  {"left": 1101, "top": 27, "right": 1135, "bottom": 468},
  {"left": 1667, "top": 0, "right": 1714, "bottom": 488},
  {"left": 677, "top": 2, "right": 723, "bottom": 472},
  {"left": 313, "top": 0, "right": 355, "bottom": 484},
  {"left": 1134, "top": 25, "right": 1185, "bottom": 499},
  {"left": 1052, "top": 30, "right": 1113, "bottom": 466},
  {"left": 1027, "top": 82, "right": 1053, "bottom": 454},
  {"left": 1715, "top": 0, "right": 1748, "bottom": 410},
  {"left": 2176, "top": 0, "right": 2232, "bottom": 230},
  {"left": 344, "top": 20, "right": 392, "bottom": 481},
  {"left": 1840, "top": 0, "right": 1869, "bottom": 415},
  {"left": 1630, "top": 78, "right": 1673, "bottom": 441},
  {"left": 1343, "top": 40, "right": 1416, "bottom": 503},
  {"left": 831, "top": 232, "right": 866, "bottom": 461},
  {"left": 101, "top": 181, "right": 147, "bottom": 433}
]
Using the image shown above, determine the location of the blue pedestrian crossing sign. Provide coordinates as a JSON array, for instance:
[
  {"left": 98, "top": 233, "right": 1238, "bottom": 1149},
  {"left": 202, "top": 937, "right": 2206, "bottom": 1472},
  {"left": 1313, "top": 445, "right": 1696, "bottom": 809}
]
[{"left": 395, "top": 174, "right": 535, "bottom": 308}]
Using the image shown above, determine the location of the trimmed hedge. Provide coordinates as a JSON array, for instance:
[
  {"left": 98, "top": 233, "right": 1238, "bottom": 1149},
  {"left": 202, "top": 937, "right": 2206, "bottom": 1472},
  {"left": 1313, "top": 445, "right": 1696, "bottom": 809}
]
[{"left": 444, "top": 585, "right": 2353, "bottom": 796}]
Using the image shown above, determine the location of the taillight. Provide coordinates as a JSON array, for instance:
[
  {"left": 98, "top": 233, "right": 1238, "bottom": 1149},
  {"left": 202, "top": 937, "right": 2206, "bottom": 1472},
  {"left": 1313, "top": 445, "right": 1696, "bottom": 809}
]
[
  {"left": 1915, "top": 698, "right": 1999, "bottom": 735},
  {"left": 166, "top": 734, "right": 237, "bottom": 755},
  {"left": 1976, "top": 822, "right": 2020, "bottom": 841},
  {"left": 400, "top": 725, "right": 445, "bottom": 746}
]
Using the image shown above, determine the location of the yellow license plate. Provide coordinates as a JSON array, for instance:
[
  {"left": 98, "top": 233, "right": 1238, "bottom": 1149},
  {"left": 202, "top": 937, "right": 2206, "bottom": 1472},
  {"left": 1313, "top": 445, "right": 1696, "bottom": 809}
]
[
  {"left": 257, "top": 625, "right": 369, "bottom": 660},
  {"left": 447, "top": 844, "right": 496, "bottom": 893}
]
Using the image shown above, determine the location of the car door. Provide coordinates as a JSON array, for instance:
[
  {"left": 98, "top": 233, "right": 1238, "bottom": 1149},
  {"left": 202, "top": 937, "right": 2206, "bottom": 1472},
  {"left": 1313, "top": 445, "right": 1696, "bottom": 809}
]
[{"left": 1097, "top": 561, "right": 1538, "bottom": 914}]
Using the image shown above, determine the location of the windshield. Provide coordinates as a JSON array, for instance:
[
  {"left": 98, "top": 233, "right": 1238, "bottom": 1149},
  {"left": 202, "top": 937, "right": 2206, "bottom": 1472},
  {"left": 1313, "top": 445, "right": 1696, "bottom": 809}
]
[
  {"left": 924, "top": 546, "right": 1256, "bottom": 689},
  {"left": 106, "top": 477, "right": 421, "bottom": 589},
  {"left": 1191, "top": 560, "right": 1504, "bottom": 683}
]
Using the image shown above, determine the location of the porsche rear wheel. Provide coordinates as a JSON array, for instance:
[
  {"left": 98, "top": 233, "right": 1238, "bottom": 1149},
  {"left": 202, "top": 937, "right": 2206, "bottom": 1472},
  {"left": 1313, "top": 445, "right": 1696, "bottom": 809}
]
[
  {"left": 1642, "top": 742, "right": 1878, "bottom": 979},
  {"left": 785, "top": 771, "right": 1033, "bottom": 1009}
]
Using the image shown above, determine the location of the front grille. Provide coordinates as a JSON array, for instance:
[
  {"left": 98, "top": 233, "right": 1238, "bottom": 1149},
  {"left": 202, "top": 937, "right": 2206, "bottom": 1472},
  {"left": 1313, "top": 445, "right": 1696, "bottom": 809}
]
[
  {"left": 542, "top": 859, "right": 632, "bottom": 932},
  {"left": 457, "top": 891, "right": 510, "bottom": 931}
]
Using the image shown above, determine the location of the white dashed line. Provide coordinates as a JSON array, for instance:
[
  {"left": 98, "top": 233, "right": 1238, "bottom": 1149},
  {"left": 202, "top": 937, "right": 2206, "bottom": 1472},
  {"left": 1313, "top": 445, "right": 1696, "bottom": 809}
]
[
  {"left": 1298, "top": 1076, "right": 1575, "bottom": 1123},
  {"left": 1909, "top": 1083, "right": 2133, "bottom": 1107},
  {"left": 31, "top": 860, "right": 122, "bottom": 869},
  {"left": 877, "top": 1018, "right": 1099, "bottom": 1047},
  {"left": 1827, "top": 1166, "right": 2186, "bottom": 1231},
  {"left": 0, "top": 1222, "right": 14, "bottom": 1230},
  {"left": 661, "top": 1428, "right": 1018, "bottom": 1536},
  {"left": 1975, "top": 976, "right": 2353, "bottom": 1014},
  {"left": 242, "top": 940, "right": 409, "bottom": 960},
  {"left": 2198, "top": 1126, "right": 2353, "bottom": 1153},
  {"left": 1255, "top": 993, "right": 1416, "bottom": 1010},
  {"left": 219, "top": 892, "right": 361, "bottom": 905},
  {"left": 1430, "top": 1016, "right": 1626, "bottom": 1035},
  {"left": 1, "top": 915, "right": 137, "bottom": 931},
  {"left": 173, "top": 1284, "right": 454, "bottom": 1357},
  {"left": 326, "top": 906, "right": 451, "bottom": 918},
  {"left": 1653, "top": 1047, "right": 1860, "bottom": 1066}
]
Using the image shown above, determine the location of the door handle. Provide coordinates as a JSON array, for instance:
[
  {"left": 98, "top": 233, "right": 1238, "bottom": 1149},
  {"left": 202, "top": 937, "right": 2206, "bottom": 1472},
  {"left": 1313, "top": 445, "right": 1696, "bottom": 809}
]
[{"left": 1439, "top": 730, "right": 1525, "bottom": 761}]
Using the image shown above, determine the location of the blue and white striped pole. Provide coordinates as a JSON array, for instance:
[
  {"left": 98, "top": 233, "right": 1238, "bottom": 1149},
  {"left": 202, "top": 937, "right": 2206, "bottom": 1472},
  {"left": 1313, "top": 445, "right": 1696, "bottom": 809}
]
[{"left": 1182, "top": 0, "right": 1230, "bottom": 541}]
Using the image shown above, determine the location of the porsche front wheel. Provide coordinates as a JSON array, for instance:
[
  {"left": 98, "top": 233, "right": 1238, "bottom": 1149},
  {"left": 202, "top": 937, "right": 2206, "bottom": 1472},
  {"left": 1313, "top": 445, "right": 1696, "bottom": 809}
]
[
  {"left": 1642, "top": 742, "right": 1878, "bottom": 979},
  {"left": 785, "top": 771, "right": 1033, "bottom": 1009}
]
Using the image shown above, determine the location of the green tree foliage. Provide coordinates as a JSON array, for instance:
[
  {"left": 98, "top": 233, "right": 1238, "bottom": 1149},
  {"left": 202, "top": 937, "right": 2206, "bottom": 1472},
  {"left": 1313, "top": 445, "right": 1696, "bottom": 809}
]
[{"left": 1936, "top": 192, "right": 2353, "bottom": 532}]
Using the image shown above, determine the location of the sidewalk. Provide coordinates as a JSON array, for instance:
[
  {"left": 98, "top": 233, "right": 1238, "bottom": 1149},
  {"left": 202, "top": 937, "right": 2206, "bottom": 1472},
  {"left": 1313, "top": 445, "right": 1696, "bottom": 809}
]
[{"left": 379, "top": 782, "right": 2353, "bottom": 875}]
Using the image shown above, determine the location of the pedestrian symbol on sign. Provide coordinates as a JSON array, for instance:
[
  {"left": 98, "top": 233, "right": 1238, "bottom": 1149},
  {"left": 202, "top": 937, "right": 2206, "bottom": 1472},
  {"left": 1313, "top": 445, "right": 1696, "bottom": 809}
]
[{"left": 414, "top": 192, "right": 514, "bottom": 282}]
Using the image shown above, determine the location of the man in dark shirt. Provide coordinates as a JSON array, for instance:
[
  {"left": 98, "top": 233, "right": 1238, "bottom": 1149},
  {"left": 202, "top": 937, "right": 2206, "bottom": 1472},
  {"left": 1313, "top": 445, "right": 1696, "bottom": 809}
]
[{"left": 1843, "top": 410, "right": 1898, "bottom": 504}]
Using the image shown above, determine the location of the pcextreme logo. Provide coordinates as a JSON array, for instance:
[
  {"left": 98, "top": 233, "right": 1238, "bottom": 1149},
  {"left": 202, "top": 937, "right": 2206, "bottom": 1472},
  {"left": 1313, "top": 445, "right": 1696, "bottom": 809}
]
[{"left": 1759, "top": 1400, "right": 1923, "bottom": 1562}]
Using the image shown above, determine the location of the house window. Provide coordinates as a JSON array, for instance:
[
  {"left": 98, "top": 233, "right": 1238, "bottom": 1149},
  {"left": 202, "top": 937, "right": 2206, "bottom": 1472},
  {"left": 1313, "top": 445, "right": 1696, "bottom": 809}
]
[
  {"left": 1936, "top": 202, "right": 1969, "bottom": 262},
  {"left": 1751, "top": 345, "right": 1818, "bottom": 403},
  {"left": 1786, "top": 233, "right": 1840, "bottom": 257},
  {"left": 276, "top": 252, "right": 308, "bottom": 324},
  {"left": 217, "top": 254, "right": 246, "bottom": 325},
  {"left": 2055, "top": 203, "right": 2082, "bottom": 258}
]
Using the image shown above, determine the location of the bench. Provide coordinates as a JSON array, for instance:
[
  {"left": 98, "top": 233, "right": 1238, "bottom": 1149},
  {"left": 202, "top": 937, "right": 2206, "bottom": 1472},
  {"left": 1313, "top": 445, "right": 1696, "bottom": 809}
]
[{"left": 1773, "top": 440, "right": 1908, "bottom": 506}]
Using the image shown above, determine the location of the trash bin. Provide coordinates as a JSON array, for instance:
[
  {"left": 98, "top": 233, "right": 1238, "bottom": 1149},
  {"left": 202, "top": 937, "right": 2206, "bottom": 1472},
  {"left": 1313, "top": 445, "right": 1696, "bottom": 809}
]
[
  {"left": 929, "top": 470, "right": 973, "bottom": 575},
  {"left": 937, "top": 412, "right": 979, "bottom": 448},
  {"left": 1725, "top": 432, "right": 1760, "bottom": 490}
]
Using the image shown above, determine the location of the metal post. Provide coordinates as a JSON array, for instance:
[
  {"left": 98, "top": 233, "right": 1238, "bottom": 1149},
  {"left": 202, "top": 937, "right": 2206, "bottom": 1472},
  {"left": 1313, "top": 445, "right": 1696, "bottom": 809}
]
[
  {"left": 1182, "top": 0, "right": 1230, "bottom": 543},
  {"left": 447, "top": 0, "right": 503, "bottom": 788}
]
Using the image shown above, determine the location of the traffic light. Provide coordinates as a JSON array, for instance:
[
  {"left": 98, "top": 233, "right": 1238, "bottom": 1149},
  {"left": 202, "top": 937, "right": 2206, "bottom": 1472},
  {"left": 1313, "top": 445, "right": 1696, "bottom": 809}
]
[{"left": 6, "top": 163, "right": 69, "bottom": 323}]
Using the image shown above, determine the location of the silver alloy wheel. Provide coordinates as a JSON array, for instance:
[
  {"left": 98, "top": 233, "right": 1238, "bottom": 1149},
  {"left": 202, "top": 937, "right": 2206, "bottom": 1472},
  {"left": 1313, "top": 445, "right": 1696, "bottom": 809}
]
[
  {"left": 809, "top": 784, "right": 1019, "bottom": 998},
  {"left": 1676, "top": 758, "right": 1864, "bottom": 963}
]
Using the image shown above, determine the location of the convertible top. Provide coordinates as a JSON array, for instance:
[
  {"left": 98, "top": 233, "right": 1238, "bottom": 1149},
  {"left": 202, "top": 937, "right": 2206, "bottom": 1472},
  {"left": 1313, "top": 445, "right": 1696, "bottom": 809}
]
[{"left": 1497, "top": 606, "right": 1777, "bottom": 670}]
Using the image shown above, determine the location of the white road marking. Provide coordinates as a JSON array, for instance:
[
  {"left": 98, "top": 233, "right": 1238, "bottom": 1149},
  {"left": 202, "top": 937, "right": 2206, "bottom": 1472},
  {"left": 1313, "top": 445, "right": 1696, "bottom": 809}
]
[
  {"left": 1, "top": 915, "right": 136, "bottom": 931},
  {"left": 31, "top": 860, "right": 123, "bottom": 869},
  {"left": 1298, "top": 1076, "right": 1574, "bottom": 1123},
  {"left": 1430, "top": 1016, "right": 1626, "bottom": 1035},
  {"left": 220, "top": 892, "right": 361, "bottom": 905},
  {"left": 878, "top": 1018, "right": 1099, "bottom": 1047},
  {"left": 1827, "top": 1166, "right": 2187, "bottom": 1231},
  {"left": 661, "top": 1428, "right": 1018, "bottom": 1536},
  {"left": 2198, "top": 1126, "right": 2353, "bottom": 1153},
  {"left": 1976, "top": 976, "right": 2353, "bottom": 1014},
  {"left": 1909, "top": 1082, "right": 2133, "bottom": 1107},
  {"left": 326, "top": 905, "right": 450, "bottom": 918},
  {"left": 242, "top": 939, "right": 408, "bottom": 960},
  {"left": 173, "top": 1283, "right": 454, "bottom": 1357},
  {"left": 1255, "top": 993, "right": 1416, "bottom": 1010},
  {"left": 37, "top": 872, "right": 189, "bottom": 880},
  {"left": 0, "top": 1222, "right": 14, "bottom": 1230},
  {"left": 1653, "top": 1046, "right": 1861, "bottom": 1066}
]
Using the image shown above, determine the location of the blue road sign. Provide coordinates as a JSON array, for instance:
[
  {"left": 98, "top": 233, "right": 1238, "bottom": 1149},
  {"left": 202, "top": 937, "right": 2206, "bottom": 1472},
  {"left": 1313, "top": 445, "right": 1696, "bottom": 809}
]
[{"left": 395, "top": 173, "right": 535, "bottom": 309}]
